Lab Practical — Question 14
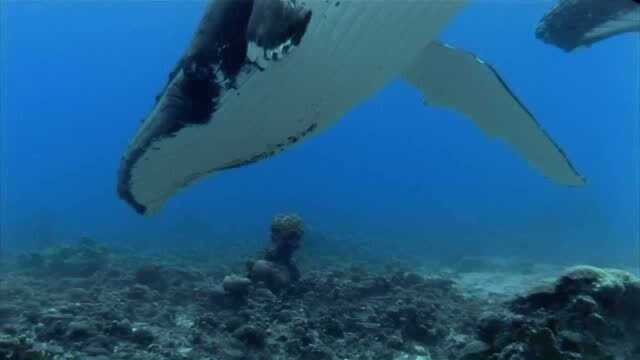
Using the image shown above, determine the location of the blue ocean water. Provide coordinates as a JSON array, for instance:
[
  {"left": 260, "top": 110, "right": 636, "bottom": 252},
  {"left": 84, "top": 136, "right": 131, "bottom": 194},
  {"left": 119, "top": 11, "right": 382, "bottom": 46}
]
[{"left": 1, "top": 1, "right": 638, "bottom": 267}]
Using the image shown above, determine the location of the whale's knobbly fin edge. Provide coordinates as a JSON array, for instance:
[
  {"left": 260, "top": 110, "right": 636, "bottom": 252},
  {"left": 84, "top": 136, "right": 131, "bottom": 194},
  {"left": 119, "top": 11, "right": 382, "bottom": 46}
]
[{"left": 401, "top": 41, "right": 585, "bottom": 186}]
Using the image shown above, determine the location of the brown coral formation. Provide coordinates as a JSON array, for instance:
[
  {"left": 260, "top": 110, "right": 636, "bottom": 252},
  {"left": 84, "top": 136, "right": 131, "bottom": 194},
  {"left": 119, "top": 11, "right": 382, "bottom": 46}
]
[{"left": 247, "top": 214, "right": 304, "bottom": 292}]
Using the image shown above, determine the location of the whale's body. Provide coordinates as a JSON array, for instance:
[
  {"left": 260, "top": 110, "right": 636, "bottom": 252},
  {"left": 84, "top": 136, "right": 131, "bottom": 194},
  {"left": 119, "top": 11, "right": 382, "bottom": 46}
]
[
  {"left": 537, "top": 0, "right": 640, "bottom": 51},
  {"left": 118, "top": 0, "right": 584, "bottom": 215}
]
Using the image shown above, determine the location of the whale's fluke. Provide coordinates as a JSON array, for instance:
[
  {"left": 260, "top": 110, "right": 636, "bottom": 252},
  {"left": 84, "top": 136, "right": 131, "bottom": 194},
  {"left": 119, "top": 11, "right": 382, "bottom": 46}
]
[
  {"left": 402, "top": 42, "right": 585, "bottom": 186},
  {"left": 536, "top": 0, "right": 640, "bottom": 51}
]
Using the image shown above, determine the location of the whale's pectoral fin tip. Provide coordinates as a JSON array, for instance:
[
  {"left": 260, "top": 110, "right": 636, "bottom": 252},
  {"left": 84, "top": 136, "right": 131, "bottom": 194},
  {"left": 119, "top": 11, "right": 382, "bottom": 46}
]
[{"left": 401, "top": 41, "right": 585, "bottom": 186}]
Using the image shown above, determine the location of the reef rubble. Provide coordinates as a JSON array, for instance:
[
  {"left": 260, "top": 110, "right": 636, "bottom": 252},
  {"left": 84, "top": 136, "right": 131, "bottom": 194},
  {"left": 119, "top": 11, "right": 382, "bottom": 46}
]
[{"left": 0, "top": 227, "right": 638, "bottom": 360}]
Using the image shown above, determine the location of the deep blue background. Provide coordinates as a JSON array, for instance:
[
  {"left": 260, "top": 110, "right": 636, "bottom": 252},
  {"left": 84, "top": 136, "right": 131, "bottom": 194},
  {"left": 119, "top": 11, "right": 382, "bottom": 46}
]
[{"left": 2, "top": 1, "right": 638, "bottom": 265}]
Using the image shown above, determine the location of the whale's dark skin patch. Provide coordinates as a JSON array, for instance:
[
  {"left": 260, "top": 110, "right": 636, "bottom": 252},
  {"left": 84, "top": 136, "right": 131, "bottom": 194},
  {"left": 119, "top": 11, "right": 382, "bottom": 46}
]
[
  {"left": 117, "top": 0, "right": 256, "bottom": 214},
  {"left": 172, "top": 57, "right": 219, "bottom": 126},
  {"left": 117, "top": 0, "right": 313, "bottom": 214},
  {"left": 247, "top": 0, "right": 312, "bottom": 49}
]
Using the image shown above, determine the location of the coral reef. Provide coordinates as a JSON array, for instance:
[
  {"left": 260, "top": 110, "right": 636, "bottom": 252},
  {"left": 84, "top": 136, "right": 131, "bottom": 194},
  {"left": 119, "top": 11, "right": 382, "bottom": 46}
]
[
  {"left": 2, "top": 233, "right": 638, "bottom": 359},
  {"left": 1, "top": 244, "right": 480, "bottom": 360},
  {"left": 478, "top": 266, "right": 640, "bottom": 360}
]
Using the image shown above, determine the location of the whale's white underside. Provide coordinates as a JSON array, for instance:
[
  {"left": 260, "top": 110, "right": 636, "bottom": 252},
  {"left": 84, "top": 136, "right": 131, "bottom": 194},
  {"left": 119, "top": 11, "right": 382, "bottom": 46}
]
[{"left": 129, "top": 1, "right": 464, "bottom": 212}]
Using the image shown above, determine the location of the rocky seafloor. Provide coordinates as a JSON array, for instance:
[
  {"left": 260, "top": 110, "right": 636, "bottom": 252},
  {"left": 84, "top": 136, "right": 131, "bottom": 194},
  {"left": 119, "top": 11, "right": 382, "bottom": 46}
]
[{"left": 1, "top": 224, "right": 639, "bottom": 360}]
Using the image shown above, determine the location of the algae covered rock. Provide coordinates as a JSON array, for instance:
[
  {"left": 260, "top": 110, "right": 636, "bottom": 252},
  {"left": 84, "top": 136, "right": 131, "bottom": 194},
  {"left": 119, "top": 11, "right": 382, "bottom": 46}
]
[
  {"left": 479, "top": 265, "right": 640, "bottom": 360},
  {"left": 18, "top": 237, "right": 110, "bottom": 277},
  {"left": 246, "top": 213, "right": 306, "bottom": 292},
  {"left": 513, "top": 265, "right": 640, "bottom": 317},
  {"left": 134, "top": 264, "right": 169, "bottom": 292},
  {"left": 222, "top": 274, "right": 252, "bottom": 297},
  {"left": 130, "top": 326, "right": 155, "bottom": 346},
  {"left": 267, "top": 213, "right": 304, "bottom": 264},
  {"left": 0, "top": 335, "right": 49, "bottom": 360},
  {"left": 247, "top": 259, "right": 292, "bottom": 292}
]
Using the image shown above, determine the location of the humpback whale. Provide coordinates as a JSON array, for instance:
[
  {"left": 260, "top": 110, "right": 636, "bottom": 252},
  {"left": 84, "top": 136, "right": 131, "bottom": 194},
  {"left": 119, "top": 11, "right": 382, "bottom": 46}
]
[
  {"left": 537, "top": 0, "right": 640, "bottom": 51},
  {"left": 118, "top": 0, "right": 585, "bottom": 215}
]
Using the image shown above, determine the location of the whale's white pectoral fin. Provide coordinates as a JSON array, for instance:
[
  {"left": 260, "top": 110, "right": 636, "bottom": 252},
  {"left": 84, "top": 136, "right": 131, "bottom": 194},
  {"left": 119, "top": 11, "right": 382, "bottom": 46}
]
[{"left": 401, "top": 41, "right": 585, "bottom": 186}]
